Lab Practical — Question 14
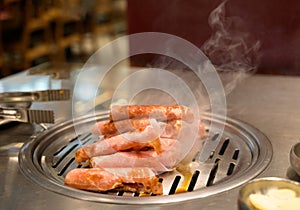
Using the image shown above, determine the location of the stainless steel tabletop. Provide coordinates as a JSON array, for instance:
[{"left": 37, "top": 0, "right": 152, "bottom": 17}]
[{"left": 1, "top": 72, "right": 300, "bottom": 210}]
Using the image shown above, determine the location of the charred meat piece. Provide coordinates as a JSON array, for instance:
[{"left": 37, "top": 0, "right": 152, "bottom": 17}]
[
  {"left": 64, "top": 167, "right": 163, "bottom": 195},
  {"left": 109, "top": 105, "right": 194, "bottom": 123}
]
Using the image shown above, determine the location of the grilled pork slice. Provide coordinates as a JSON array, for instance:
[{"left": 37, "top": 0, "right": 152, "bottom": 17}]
[
  {"left": 90, "top": 151, "right": 169, "bottom": 172},
  {"left": 92, "top": 118, "right": 182, "bottom": 138},
  {"left": 64, "top": 167, "right": 163, "bottom": 194},
  {"left": 92, "top": 118, "right": 206, "bottom": 140},
  {"left": 109, "top": 105, "right": 194, "bottom": 123},
  {"left": 91, "top": 118, "right": 153, "bottom": 137},
  {"left": 90, "top": 138, "right": 180, "bottom": 172},
  {"left": 76, "top": 121, "right": 164, "bottom": 164},
  {"left": 75, "top": 136, "right": 161, "bottom": 164}
]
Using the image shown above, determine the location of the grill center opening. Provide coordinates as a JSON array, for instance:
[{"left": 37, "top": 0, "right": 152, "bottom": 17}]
[{"left": 19, "top": 112, "right": 272, "bottom": 204}]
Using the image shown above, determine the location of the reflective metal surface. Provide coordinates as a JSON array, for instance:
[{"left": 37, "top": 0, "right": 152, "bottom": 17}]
[
  {"left": 1, "top": 73, "right": 300, "bottom": 209},
  {"left": 290, "top": 142, "right": 300, "bottom": 176},
  {"left": 18, "top": 112, "right": 272, "bottom": 204},
  {"left": 238, "top": 177, "right": 300, "bottom": 210}
]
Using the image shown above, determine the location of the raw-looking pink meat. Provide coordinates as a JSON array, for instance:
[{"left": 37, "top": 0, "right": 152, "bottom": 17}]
[
  {"left": 76, "top": 121, "right": 165, "bottom": 164},
  {"left": 75, "top": 136, "right": 161, "bottom": 164},
  {"left": 64, "top": 167, "right": 163, "bottom": 194},
  {"left": 90, "top": 138, "right": 181, "bottom": 172}
]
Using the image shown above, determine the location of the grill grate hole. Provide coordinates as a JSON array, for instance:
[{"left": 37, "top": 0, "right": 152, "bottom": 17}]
[
  {"left": 168, "top": 176, "right": 181, "bottom": 195},
  {"left": 117, "top": 191, "right": 124, "bottom": 196},
  {"left": 52, "top": 144, "right": 78, "bottom": 168},
  {"left": 209, "top": 151, "right": 215, "bottom": 159},
  {"left": 77, "top": 134, "right": 94, "bottom": 146},
  {"left": 227, "top": 163, "right": 235, "bottom": 176},
  {"left": 232, "top": 150, "right": 240, "bottom": 160},
  {"left": 206, "top": 159, "right": 220, "bottom": 186},
  {"left": 187, "top": 170, "right": 200, "bottom": 192},
  {"left": 211, "top": 133, "right": 220, "bottom": 142},
  {"left": 219, "top": 139, "right": 230, "bottom": 155},
  {"left": 53, "top": 145, "right": 67, "bottom": 156},
  {"left": 58, "top": 158, "right": 75, "bottom": 176},
  {"left": 69, "top": 135, "right": 82, "bottom": 143},
  {"left": 52, "top": 133, "right": 95, "bottom": 168}
]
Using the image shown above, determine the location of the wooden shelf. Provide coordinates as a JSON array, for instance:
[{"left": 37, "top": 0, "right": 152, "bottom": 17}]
[
  {"left": 25, "top": 44, "right": 52, "bottom": 61},
  {"left": 1, "top": 0, "right": 127, "bottom": 75},
  {"left": 58, "top": 34, "right": 81, "bottom": 49}
]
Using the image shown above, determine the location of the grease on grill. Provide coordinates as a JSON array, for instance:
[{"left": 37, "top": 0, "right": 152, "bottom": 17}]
[
  {"left": 175, "top": 164, "right": 193, "bottom": 193},
  {"left": 51, "top": 131, "right": 241, "bottom": 196}
]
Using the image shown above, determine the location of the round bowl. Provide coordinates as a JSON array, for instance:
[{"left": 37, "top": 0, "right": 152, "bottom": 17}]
[
  {"left": 238, "top": 177, "right": 300, "bottom": 210},
  {"left": 290, "top": 142, "right": 300, "bottom": 176}
]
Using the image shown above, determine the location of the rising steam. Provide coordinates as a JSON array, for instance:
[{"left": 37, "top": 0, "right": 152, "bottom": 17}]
[
  {"left": 202, "top": 1, "right": 261, "bottom": 94},
  {"left": 136, "top": 1, "right": 261, "bottom": 108}
]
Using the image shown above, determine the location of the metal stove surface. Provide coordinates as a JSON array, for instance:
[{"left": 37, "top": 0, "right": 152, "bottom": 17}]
[
  {"left": 18, "top": 111, "right": 272, "bottom": 205},
  {"left": 1, "top": 74, "right": 300, "bottom": 210}
]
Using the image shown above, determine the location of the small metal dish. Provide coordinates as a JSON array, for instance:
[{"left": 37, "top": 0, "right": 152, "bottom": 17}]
[
  {"left": 238, "top": 177, "right": 300, "bottom": 210},
  {"left": 290, "top": 142, "right": 300, "bottom": 176}
]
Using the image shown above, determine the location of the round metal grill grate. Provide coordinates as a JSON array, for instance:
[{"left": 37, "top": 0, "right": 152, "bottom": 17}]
[{"left": 19, "top": 111, "right": 272, "bottom": 204}]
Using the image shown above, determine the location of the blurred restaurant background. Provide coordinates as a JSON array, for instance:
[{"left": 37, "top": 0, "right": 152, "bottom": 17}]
[
  {"left": 0, "top": 0, "right": 127, "bottom": 78},
  {"left": 0, "top": 0, "right": 299, "bottom": 78}
]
